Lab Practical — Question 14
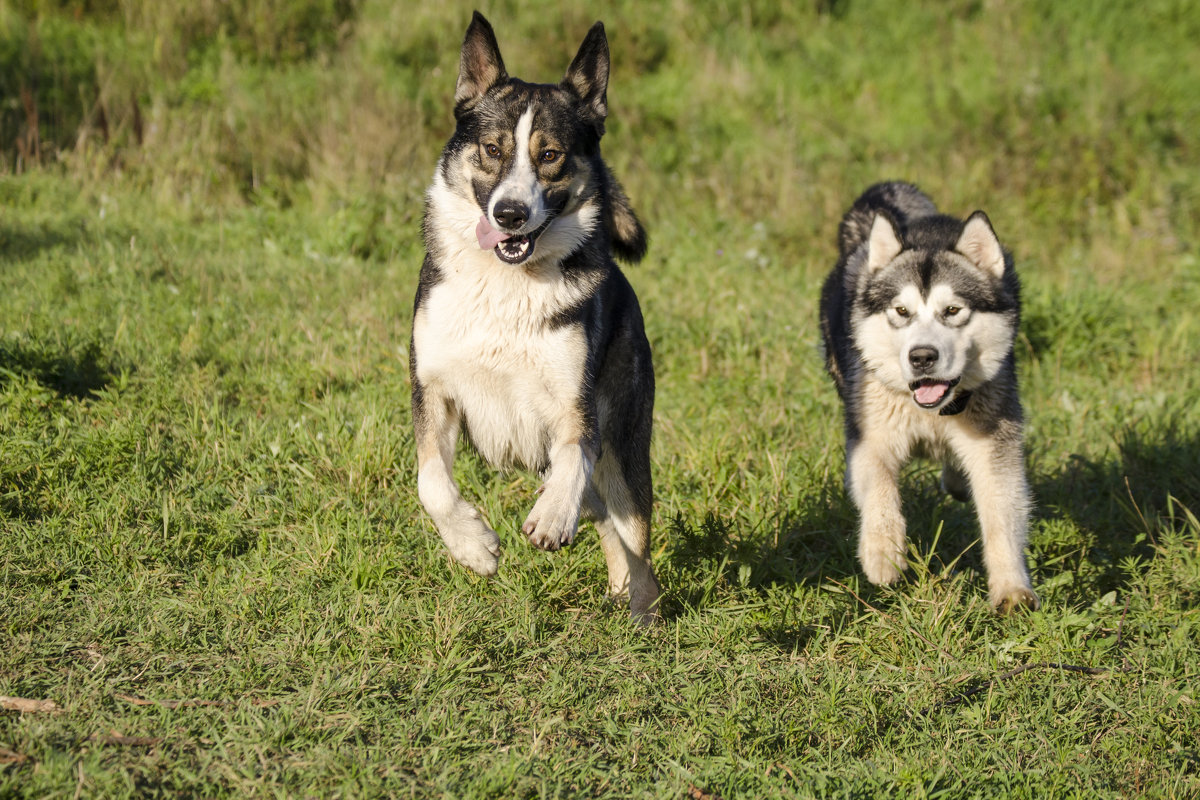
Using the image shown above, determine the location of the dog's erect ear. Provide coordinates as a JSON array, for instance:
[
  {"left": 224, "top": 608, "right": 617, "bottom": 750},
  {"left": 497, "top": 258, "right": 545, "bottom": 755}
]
[
  {"left": 866, "top": 213, "right": 902, "bottom": 273},
  {"left": 562, "top": 22, "right": 609, "bottom": 130},
  {"left": 455, "top": 12, "right": 508, "bottom": 110},
  {"left": 956, "top": 211, "right": 1006, "bottom": 278}
]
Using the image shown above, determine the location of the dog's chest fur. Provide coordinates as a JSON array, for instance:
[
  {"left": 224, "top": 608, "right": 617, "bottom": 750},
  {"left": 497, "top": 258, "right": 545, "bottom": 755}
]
[
  {"left": 856, "top": 376, "right": 960, "bottom": 459},
  {"left": 413, "top": 250, "right": 589, "bottom": 471}
]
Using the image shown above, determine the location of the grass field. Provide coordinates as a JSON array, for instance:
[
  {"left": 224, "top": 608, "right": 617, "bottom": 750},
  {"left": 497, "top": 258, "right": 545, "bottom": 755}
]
[{"left": 2, "top": 0, "right": 1199, "bottom": 797}]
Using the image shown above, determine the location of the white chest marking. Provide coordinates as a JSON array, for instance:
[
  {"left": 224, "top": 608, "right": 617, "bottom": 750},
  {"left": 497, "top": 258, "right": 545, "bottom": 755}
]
[{"left": 414, "top": 260, "right": 589, "bottom": 469}]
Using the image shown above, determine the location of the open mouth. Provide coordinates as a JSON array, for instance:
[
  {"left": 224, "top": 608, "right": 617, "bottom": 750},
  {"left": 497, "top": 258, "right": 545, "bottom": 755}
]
[
  {"left": 494, "top": 229, "right": 543, "bottom": 264},
  {"left": 909, "top": 377, "right": 960, "bottom": 408},
  {"left": 476, "top": 215, "right": 547, "bottom": 265}
]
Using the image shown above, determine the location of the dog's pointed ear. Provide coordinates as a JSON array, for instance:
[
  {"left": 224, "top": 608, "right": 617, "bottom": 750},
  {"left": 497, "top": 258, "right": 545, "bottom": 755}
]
[
  {"left": 562, "top": 22, "right": 609, "bottom": 131},
  {"left": 866, "top": 213, "right": 902, "bottom": 273},
  {"left": 956, "top": 211, "right": 1007, "bottom": 278},
  {"left": 455, "top": 11, "right": 508, "bottom": 110}
]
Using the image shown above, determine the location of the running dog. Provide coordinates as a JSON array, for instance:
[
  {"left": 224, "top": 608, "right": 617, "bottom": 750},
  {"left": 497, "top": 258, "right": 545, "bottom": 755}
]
[
  {"left": 410, "top": 12, "right": 660, "bottom": 622},
  {"left": 820, "top": 181, "right": 1039, "bottom": 612}
]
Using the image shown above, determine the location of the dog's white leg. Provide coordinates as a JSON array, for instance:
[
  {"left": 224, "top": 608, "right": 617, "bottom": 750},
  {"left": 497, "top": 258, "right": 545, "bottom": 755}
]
[
  {"left": 414, "top": 392, "right": 500, "bottom": 576},
  {"left": 847, "top": 439, "right": 908, "bottom": 585},
  {"left": 523, "top": 440, "right": 594, "bottom": 551},
  {"left": 590, "top": 456, "right": 660, "bottom": 624},
  {"left": 954, "top": 433, "right": 1038, "bottom": 612}
]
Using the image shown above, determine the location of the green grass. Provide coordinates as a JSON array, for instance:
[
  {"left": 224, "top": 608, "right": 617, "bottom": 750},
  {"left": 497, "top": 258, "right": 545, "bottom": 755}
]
[{"left": 2, "top": 0, "right": 1199, "bottom": 797}]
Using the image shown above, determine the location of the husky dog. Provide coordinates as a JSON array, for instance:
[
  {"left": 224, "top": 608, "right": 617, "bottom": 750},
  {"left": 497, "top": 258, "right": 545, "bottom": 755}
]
[
  {"left": 410, "top": 13, "right": 660, "bottom": 622},
  {"left": 819, "top": 182, "right": 1039, "bottom": 612}
]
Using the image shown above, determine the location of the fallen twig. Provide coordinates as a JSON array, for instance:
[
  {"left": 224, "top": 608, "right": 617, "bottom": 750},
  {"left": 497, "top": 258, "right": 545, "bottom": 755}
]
[
  {"left": 115, "top": 693, "right": 226, "bottom": 710},
  {"left": 0, "top": 696, "right": 60, "bottom": 714},
  {"left": 114, "top": 693, "right": 279, "bottom": 709},
  {"left": 923, "top": 594, "right": 1137, "bottom": 714},
  {"left": 0, "top": 747, "right": 27, "bottom": 765}
]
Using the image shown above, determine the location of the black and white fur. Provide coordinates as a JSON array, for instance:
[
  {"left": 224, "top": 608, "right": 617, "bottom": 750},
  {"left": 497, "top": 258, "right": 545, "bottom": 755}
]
[
  {"left": 820, "top": 182, "right": 1039, "bottom": 612},
  {"left": 410, "top": 13, "right": 660, "bottom": 622}
]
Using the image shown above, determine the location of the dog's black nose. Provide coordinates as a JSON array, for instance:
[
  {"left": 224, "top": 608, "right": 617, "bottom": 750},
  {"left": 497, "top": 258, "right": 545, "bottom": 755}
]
[
  {"left": 909, "top": 346, "right": 939, "bottom": 371},
  {"left": 492, "top": 201, "right": 529, "bottom": 231}
]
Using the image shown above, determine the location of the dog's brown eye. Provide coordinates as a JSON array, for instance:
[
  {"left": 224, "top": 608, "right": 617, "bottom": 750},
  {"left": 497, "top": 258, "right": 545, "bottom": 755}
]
[
  {"left": 945, "top": 305, "right": 960, "bottom": 316},
  {"left": 484, "top": 143, "right": 501, "bottom": 158},
  {"left": 895, "top": 306, "right": 909, "bottom": 317},
  {"left": 539, "top": 149, "right": 560, "bottom": 164}
]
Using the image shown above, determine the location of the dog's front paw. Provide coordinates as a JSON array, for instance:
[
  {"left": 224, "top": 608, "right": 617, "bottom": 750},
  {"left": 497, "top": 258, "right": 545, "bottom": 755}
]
[
  {"left": 522, "top": 489, "right": 581, "bottom": 551},
  {"left": 861, "top": 547, "right": 906, "bottom": 585},
  {"left": 442, "top": 516, "right": 501, "bottom": 576},
  {"left": 990, "top": 584, "right": 1039, "bottom": 614},
  {"left": 859, "top": 521, "right": 907, "bottom": 585}
]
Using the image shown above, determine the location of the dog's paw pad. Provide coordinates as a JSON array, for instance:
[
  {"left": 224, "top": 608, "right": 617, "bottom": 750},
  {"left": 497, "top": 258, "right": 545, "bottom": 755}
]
[{"left": 991, "top": 586, "right": 1039, "bottom": 614}]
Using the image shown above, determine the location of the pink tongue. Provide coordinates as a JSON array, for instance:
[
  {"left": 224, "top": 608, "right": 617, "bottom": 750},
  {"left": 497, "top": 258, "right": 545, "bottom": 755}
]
[
  {"left": 475, "top": 215, "right": 511, "bottom": 250},
  {"left": 914, "top": 382, "right": 950, "bottom": 406}
]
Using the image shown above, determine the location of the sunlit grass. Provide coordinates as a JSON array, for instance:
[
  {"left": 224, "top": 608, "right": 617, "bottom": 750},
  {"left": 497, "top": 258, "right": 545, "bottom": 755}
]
[{"left": 1, "top": 1, "right": 1198, "bottom": 797}]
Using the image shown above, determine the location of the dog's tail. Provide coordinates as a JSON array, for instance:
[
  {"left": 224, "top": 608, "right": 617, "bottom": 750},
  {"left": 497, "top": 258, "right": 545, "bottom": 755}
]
[
  {"left": 838, "top": 181, "right": 938, "bottom": 259},
  {"left": 603, "top": 165, "right": 648, "bottom": 264}
]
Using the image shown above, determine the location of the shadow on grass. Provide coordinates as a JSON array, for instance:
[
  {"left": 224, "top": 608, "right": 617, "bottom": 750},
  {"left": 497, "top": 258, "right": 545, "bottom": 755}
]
[
  {"left": 660, "top": 486, "right": 859, "bottom": 614},
  {"left": 0, "top": 219, "right": 90, "bottom": 265},
  {"left": 663, "top": 420, "right": 1200, "bottom": 623},
  {"left": 0, "top": 333, "right": 121, "bottom": 522},
  {"left": 0, "top": 333, "right": 116, "bottom": 399},
  {"left": 1030, "top": 420, "right": 1200, "bottom": 606}
]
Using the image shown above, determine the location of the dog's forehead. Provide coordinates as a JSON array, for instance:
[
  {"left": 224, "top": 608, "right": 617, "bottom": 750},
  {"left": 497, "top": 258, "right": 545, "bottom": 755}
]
[
  {"left": 474, "top": 81, "right": 579, "bottom": 139},
  {"left": 925, "top": 282, "right": 960, "bottom": 307},
  {"left": 929, "top": 252, "right": 997, "bottom": 304},
  {"left": 883, "top": 251, "right": 993, "bottom": 297},
  {"left": 865, "top": 249, "right": 998, "bottom": 313},
  {"left": 869, "top": 252, "right": 926, "bottom": 298}
]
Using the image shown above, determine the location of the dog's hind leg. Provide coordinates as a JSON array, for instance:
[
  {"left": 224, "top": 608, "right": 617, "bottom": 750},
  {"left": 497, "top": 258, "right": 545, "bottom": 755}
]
[
  {"left": 414, "top": 385, "right": 500, "bottom": 576},
  {"left": 940, "top": 460, "right": 972, "bottom": 502},
  {"left": 591, "top": 454, "right": 661, "bottom": 625}
]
